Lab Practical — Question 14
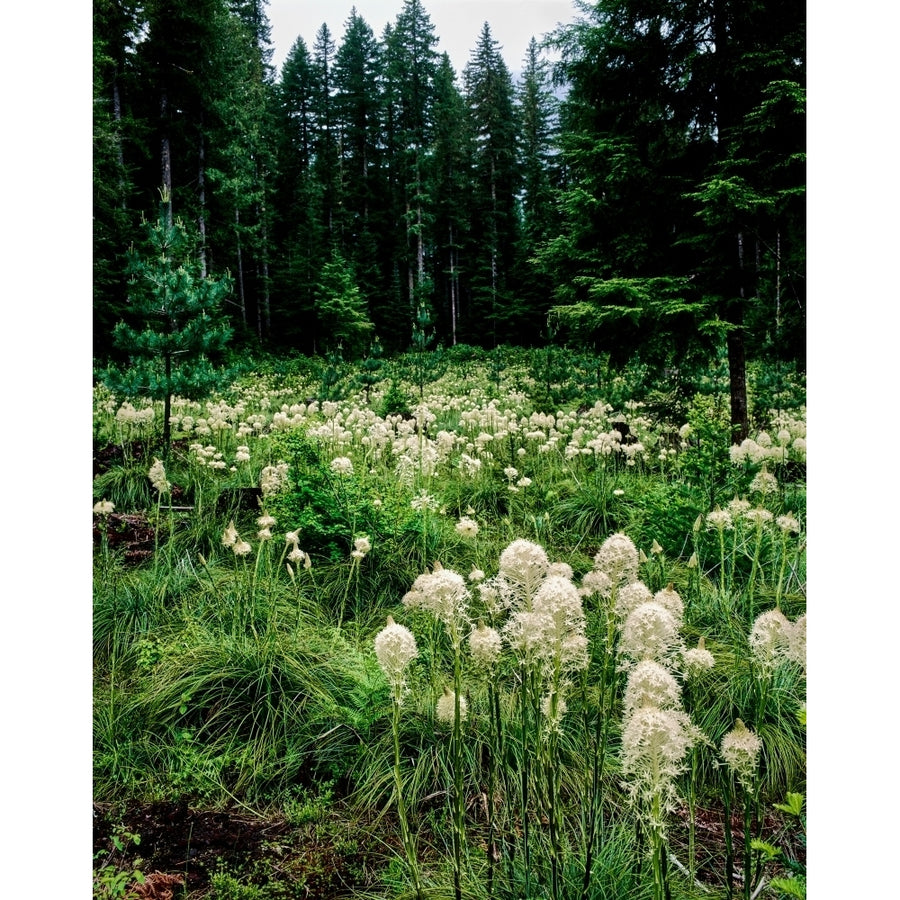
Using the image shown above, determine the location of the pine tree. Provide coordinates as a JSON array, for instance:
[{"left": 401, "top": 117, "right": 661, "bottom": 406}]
[
  {"left": 384, "top": 0, "right": 440, "bottom": 342},
  {"left": 516, "top": 37, "right": 560, "bottom": 341},
  {"left": 314, "top": 251, "right": 375, "bottom": 358},
  {"left": 272, "top": 35, "right": 324, "bottom": 350},
  {"left": 430, "top": 53, "right": 474, "bottom": 345},
  {"left": 104, "top": 193, "right": 233, "bottom": 451},
  {"left": 93, "top": 0, "right": 142, "bottom": 358},
  {"left": 463, "top": 22, "right": 521, "bottom": 346},
  {"left": 542, "top": 0, "right": 805, "bottom": 433},
  {"left": 333, "top": 8, "right": 391, "bottom": 323}
]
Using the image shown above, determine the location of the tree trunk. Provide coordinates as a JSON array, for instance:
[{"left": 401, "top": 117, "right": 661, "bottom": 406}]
[
  {"left": 727, "top": 322, "right": 748, "bottom": 443},
  {"left": 235, "top": 208, "right": 247, "bottom": 327},
  {"left": 160, "top": 91, "right": 172, "bottom": 226},
  {"left": 727, "top": 232, "right": 749, "bottom": 441},
  {"left": 198, "top": 126, "right": 207, "bottom": 278},
  {"left": 163, "top": 349, "right": 172, "bottom": 452}
]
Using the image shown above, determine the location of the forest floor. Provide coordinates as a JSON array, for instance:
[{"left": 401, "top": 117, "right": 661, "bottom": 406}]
[
  {"left": 93, "top": 799, "right": 385, "bottom": 897},
  {"left": 93, "top": 798, "right": 801, "bottom": 898}
]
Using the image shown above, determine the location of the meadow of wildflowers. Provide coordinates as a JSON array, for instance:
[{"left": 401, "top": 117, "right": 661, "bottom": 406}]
[{"left": 93, "top": 347, "right": 806, "bottom": 899}]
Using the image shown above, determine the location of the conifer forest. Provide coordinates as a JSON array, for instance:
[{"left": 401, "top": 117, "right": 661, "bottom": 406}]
[{"left": 92, "top": 1, "right": 806, "bottom": 898}]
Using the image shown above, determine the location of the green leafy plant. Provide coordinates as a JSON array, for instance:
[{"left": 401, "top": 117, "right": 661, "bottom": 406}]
[
  {"left": 752, "top": 792, "right": 806, "bottom": 899},
  {"left": 93, "top": 827, "right": 144, "bottom": 900}
]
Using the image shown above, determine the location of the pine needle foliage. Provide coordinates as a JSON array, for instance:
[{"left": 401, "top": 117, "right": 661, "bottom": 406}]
[{"left": 102, "top": 193, "right": 234, "bottom": 450}]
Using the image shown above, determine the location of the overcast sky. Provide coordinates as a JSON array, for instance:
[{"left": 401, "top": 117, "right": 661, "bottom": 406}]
[{"left": 266, "top": 0, "right": 578, "bottom": 77}]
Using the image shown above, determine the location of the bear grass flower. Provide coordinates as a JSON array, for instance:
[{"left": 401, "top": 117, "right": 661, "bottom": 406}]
[
  {"left": 744, "top": 508, "right": 774, "bottom": 527},
  {"left": 749, "top": 608, "right": 792, "bottom": 672},
  {"left": 580, "top": 568, "right": 612, "bottom": 601},
  {"left": 705, "top": 509, "right": 733, "bottom": 531},
  {"left": 351, "top": 535, "right": 372, "bottom": 559},
  {"left": 623, "top": 659, "right": 683, "bottom": 715},
  {"left": 468, "top": 621, "right": 502, "bottom": 669},
  {"left": 652, "top": 584, "right": 684, "bottom": 625},
  {"left": 222, "top": 520, "right": 239, "bottom": 548},
  {"left": 776, "top": 513, "right": 801, "bottom": 534},
  {"left": 375, "top": 615, "right": 419, "bottom": 700},
  {"left": 148, "top": 457, "right": 171, "bottom": 494},
  {"left": 619, "top": 601, "right": 683, "bottom": 666},
  {"left": 615, "top": 581, "right": 654, "bottom": 621},
  {"left": 503, "top": 574, "right": 589, "bottom": 675},
  {"left": 330, "top": 456, "right": 354, "bottom": 475},
  {"left": 499, "top": 538, "right": 550, "bottom": 605},
  {"left": 402, "top": 564, "right": 471, "bottom": 635},
  {"left": 260, "top": 462, "right": 290, "bottom": 497},
  {"left": 593, "top": 532, "right": 639, "bottom": 586},
  {"left": 621, "top": 705, "right": 699, "bottom": 823},
  {"left": 287, "top": 545, "right": 310, "bottom": 567},
  {"left": 682, "top": 637, "right": 715, "bottom": 678},
  {"left": 455, "top": 516, "right": 479, "bottom": 539},
  {"left": 93, "top": 499, "right": 115, "bottom": 516},
  {"left": 436, "top": 687, "right": 468, "bottom": 725},
  {"left": 786, "top": 613, "right": 806, "bottom": 674},
  {"left": 749, "top": 468, "right": 779, "bottom": 496},
  {"left": 720, "top": 718, "right": 761, "bottom": 792},
  {"left": 728, "top": 497, "right": 751, "bottom": 517}
]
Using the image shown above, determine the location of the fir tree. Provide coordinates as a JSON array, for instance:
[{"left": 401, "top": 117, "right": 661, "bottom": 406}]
[
  {"left": 103, "top": 192, "right": 233, "bottom": 451},
  {"left": 314, "top": 251, "right": 375, "bottom": 358}
]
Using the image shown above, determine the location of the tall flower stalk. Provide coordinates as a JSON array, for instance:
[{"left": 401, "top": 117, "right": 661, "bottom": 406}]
[
  {"left": 705, "top": 509, "right": 733, "bottom": 596},
  {"left": 578, "top": 532, "right": 636, "bottom": 899},
  {"left": 743, "top": 509, "right": 773, "bottom": 621},
  {"left": 469, "top": 620, "right": 503, "bottom": 896},
  {"left": 721, "top": 719, "right": 762, "bottom": 900},
  {"left": 681, "top": 638, "right": 715, "bottom": 883},
  {"left": 403, "top": 564, "right": 472, "bottom": 900},
  {"left": 338, "top": 535, "right": 370, "bottom": 630},
  {"left": 495, "top": 538, "right": 550, "bottom": 896},
  {"left": 374, "top": 616, "right": 422, "bottom": 900},
  {"left": 774, "top": 514, "right": 800, "bottom": 608},
  {"left": 148, "top": 457, "right": 172, "bottom": 570}
]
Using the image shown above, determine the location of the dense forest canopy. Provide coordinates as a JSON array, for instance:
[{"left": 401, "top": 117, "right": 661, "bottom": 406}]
[{"left": 94, "top": 0, "right": 804, "bottom": 435}]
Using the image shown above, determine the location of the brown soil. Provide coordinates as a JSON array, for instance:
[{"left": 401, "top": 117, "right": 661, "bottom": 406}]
[{"left": 93, "top": 800, "right": 382, "bottom": 898}]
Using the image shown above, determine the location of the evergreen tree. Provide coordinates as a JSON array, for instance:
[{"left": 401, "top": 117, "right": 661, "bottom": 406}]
[
  {"left": 93, "top": 0, "right": 142, "bottom": 358},
  {"left": 463, "top": 22, "right": 521, "bottom": 345},
  {"left": 383, "top": 0, "right": 440, "bottom": 343},
  {"left": 314, "top": 251, "right": 375, "bottom": 358},
  {"left": 543, "top": 0, "right": 805, "bottom": 434},
  {"left": 205, "top": 6, "right": 278, "bottom": 341},
  {"left": 272, "top": 35, "right": 323, "bottom": 351},
  {"left": 333, "top": 7, "right": 390, "bottom": 322},
  {"left": 516, "top": 36, "right": 561, "bottom": 341},
  {"left": 429, "top": 53, "right": 474, "bottom": 345},
  {"left": 104, "top": 193, "right": 233, "bottom": 451},
  {"left": 312, "top": 23, "right": 341, "bottom": 240},
  {"left": 137, "top": 0, "right": 232, "bottom": 222}
]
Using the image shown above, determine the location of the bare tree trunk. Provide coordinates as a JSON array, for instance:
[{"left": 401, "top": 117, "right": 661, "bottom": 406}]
[
  {"left": 112, "top": 81, "right": 126, "bottom": 210},
  {"left": 258, "top": 190, "right": 272, "bottom": 340},
  {"left": 449, "top": 228, "right": 457, "bottom": 347},
  {"left": 235, "top": 208, "right": 247, "bottom": 327},
  {"left": 160, "top": 91, "right": 172, "bottom": 226},
  {"left": 198, "top": 126, "right": 207, "bottom": 278},
  {"left": 728, "top": 232, "right": 749, "bottom": 442},
  {"left": 490, "top": 161, "right": 498, "bottom": 348}
]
